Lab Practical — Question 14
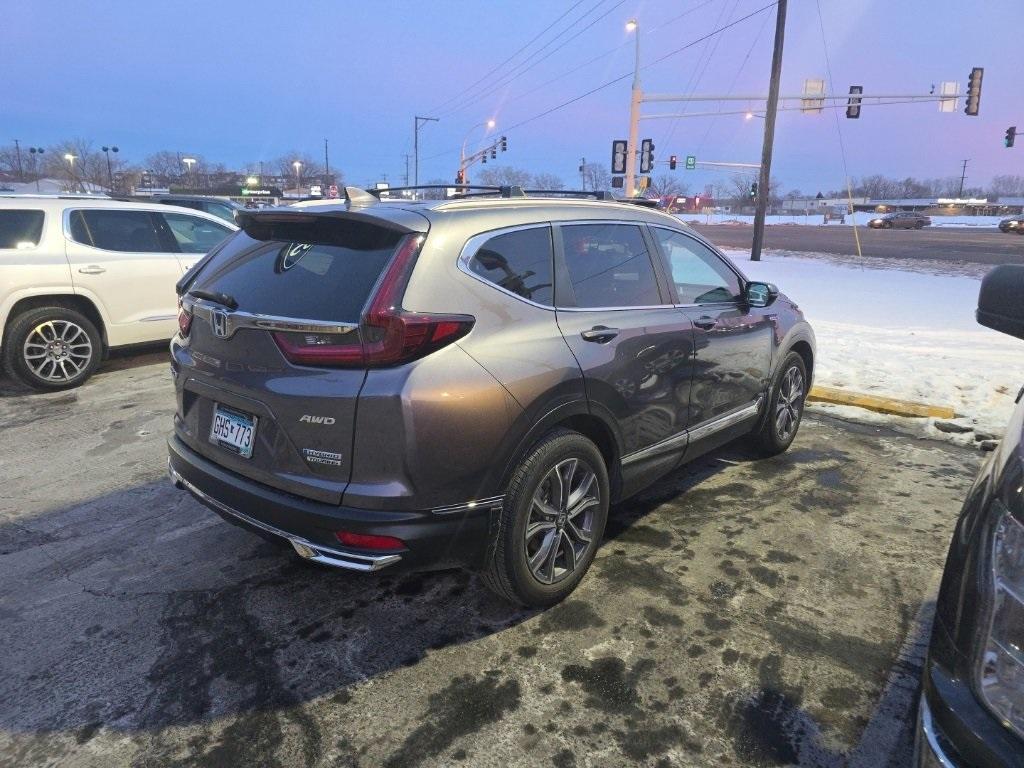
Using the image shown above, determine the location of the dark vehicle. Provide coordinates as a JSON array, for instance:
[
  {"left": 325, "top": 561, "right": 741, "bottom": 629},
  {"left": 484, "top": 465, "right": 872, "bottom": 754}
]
[
  {"left": 119, "top": 194, "right": 240, "bottom": 224},
  {"left": 916, "top": 264, "right": 1024, "bottom": 766},
  {"left": 167, "top": 186, "right": 815, "bottom": 606},
  {"left": 868, "top": 211, "right": 932, "bottom": 229},
  {"left": 998, "top": 215, "right": 1024, "bottom": 234}
]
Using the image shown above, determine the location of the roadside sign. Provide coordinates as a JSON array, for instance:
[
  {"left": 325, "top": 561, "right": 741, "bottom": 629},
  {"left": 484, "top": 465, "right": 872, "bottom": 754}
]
[
  {"left": 328, "top": 184, "right": 339, "bottom": 198},
  {"left": 801, "top": 78, "right": 826, "bottom": 113},
  {"left": 310, "top": 184, "right": 322, "bottom": 197},
  {"left": 611, "top": 140, "right": 627, "bottom": 174},
  {"left": 685, "top": 155, "right": 696, "bottom": 170}
]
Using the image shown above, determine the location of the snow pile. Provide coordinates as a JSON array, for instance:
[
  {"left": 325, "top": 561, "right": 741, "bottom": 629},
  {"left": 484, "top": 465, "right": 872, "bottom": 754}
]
[
  {"left": 684, "top": 212, "right": 1010, "bottom": 229},
  {"left": 724, "top": 250, "right": 1024, "bottom": 444}
]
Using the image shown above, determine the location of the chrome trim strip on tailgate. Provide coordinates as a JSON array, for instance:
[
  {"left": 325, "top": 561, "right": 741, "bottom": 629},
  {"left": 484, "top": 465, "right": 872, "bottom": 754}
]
[
  {"left": 431, "top": 495, "right": 505, "bottom": 516},
  {"left": 182, "top": 296, "right": 359, "bottom": 340},
  {"left": 168, "top": 462, "right": 401, "bottom": 572}
]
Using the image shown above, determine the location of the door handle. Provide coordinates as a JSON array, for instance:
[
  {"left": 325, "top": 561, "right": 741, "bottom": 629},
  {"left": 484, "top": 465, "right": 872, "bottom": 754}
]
[
  {"left": 693, "top": 316, "right": 717, "bottom": 330},
  {"left": 78, "top": 265, "right": 106, "bottom": 275},
  {"left": 580, "top": 326, "right": 619, "bottom": 343}
]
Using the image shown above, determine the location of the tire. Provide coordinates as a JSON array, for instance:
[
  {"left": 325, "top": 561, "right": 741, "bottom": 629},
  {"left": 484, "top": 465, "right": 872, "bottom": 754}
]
[
  {"left": 3, "top": 306, "right": 102, "bottom": 391},
  {"left": 481, "top": 429, "right": 609, "bottom": 607},
  {"left": 749, "top": 351, "right": 807, "bottom": 457}
]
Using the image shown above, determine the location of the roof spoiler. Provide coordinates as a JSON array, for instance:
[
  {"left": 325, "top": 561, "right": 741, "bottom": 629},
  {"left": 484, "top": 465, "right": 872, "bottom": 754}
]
[{"left": 234, "top": 207, "right": 418, "bottom": 237}]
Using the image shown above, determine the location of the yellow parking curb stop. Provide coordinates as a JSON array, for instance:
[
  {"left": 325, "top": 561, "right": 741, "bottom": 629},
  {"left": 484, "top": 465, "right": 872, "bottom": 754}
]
[{"left": 808, "top": 385, "right": 956, "bottom": 420}]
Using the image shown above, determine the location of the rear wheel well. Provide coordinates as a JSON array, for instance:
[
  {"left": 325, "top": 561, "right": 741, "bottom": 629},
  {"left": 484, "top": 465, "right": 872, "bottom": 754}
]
[
  {"left": 553, "top": 414, "right": 622, "bottom": 499},
  {"left": 4, "top": 296, "right": 107, "bottom": 350},
  {"left": 788, "top": 340, "right": 814, "bottom": 382}
]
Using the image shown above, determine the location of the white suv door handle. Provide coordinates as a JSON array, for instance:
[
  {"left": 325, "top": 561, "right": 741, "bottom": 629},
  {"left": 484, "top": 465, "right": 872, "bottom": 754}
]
[{"left": 78, "top": 265, "right": 106, "bottom": 275}]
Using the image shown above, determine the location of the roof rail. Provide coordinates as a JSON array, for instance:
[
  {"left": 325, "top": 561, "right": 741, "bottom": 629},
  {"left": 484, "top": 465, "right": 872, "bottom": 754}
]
[
  {"left": 520, "top": 189, "right": 612, "bottom": 200},
  {"left": 365, "top": 184, "right": 526, "bottom": 199}
]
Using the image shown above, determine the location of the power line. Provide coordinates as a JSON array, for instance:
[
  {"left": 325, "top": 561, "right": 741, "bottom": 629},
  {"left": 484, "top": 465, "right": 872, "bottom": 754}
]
[
  {"left": 420, "top": 1, "right": 778, "bottom": 164},
  {"left": 426, "top": 0, "right": 590, "bottom": 115},
  {"left": 436, "top": 0, "right": 627, "bottom": 120},
  {"left": 498, "top": 0, "right": 721, "bottom": 112}
]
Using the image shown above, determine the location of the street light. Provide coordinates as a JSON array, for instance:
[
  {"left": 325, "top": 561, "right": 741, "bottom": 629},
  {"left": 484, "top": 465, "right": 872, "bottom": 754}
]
[
  {"left": 625, "top": 18, "right": 641, "bottom": 197},
  {"left": 293, "top": 161, "right": 302, "bottom": 196},
  {"left": 101, "top": 145, "right": 119, "bottom": 192},
  {"left": 182, "top": 157, "right": 197, "bottom": 189},
  {"left": 459, "top": 119, "right": 497, "bottom": 183},
  {"left": 64, "top": 154, "right": 78, "bottom": 192},
  {"left": 28, "top": 147, "right": 45, "bottom": 193}
]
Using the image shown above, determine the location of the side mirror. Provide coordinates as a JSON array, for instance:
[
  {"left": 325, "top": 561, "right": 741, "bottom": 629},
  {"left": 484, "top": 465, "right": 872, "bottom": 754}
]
[
  {"left": 978, "top": 265, "right": 1024, "bottom": 340},
  {"left": 746, "top": 281, "right": 779, "bottom": 308}
]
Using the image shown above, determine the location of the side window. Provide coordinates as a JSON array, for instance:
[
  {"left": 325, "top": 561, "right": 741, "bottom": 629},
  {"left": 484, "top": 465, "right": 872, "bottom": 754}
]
[
  {"left": 0, "top": 210, "right": 45, "bottom": 249},
  {"left": 558, "top": 223, "right": 661, "bottom": 308},
  {"left": 68, "top": 209, "right": 167, "bottom": 253},
  {"left": 467, "top": 226, "right": 554, "bottom": 306},
  {"left": 162, "top": 212, "right": 233, "bottom": 254},
  {"left": 203, "top": 201, "right": 237, "bottom": 223},
  {"left": 652, "top": 229, "right": 741, "bottom": 304}
]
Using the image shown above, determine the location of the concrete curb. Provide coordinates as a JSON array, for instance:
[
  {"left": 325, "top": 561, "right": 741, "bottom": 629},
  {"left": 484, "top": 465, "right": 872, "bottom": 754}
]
[{"left": 808, "top": 385, "right": 956, "bottom": 420}]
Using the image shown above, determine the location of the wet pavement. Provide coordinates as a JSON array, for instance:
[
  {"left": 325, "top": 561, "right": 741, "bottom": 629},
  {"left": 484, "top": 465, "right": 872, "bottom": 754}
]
[{"left": 0, "top": 353, "right": 980, "bottom": 767}]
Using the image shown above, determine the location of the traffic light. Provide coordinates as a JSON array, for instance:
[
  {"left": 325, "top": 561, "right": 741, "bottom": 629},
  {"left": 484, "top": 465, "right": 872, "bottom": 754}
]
[
  {"left": 455, "top": 168, "right": 465, "bottom": 184},
  {"left": 490, "top": 146, "right": 497, "bottom": 159},
  {"left": 640, "top": 139, "right": 654, "bottom": 173},
  {"left": 846, "top": 85, "right": 863, "bottom": 119},
  {"left": 1006, "top": 126, "right": 1017, "bottom": 148},
  {"left": 749, "top": 181, "right": 758, "bottom": 198},
  {"left": 500, "top": 136, "right": 508, "bottom": 152},
  {"left": 669, "top": 155, "right": 677, "bottom": 170},
  {"left": 481, "top": 153, "right": 487, "bottom": 164},
  {"left": 964, "top": 67, "right": 984, "bottom": 116}
]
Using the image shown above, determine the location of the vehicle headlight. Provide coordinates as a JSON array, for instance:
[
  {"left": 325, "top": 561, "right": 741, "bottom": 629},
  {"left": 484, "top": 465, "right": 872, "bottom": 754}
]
[{"left": 978, "top": 497, "right": 1024, "bottom": 738}]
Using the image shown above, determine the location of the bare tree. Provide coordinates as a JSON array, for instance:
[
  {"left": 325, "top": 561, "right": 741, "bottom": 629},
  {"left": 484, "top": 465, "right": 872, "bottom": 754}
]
[
  {"left": 647, "top": 175, "right": 688, "bottom": 199},
  {"left": 989, "top": 174, "right": 1024, "bottom": 197},
  {"left": 530, "top": 172, "right": 565, "bottom": 190},
  {"left": 419, "top": 178, "right": 450, "bottom": 199},
  {"left": 476, "top": 166, "right": 533, "bottom": 188},
  {"left": 274, "top": 152, "right": 323, "bottom": 188},
  {"left": 727, "top": 172, "right": 758, "bottom": 206},
  {"left": 581, "top": 163, "right": 611, "bottom": 193}
]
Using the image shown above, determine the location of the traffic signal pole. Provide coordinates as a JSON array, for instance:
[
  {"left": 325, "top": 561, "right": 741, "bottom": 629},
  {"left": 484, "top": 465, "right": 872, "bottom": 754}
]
[
  {"left": 625, "top": 21, "right": 642, "bottom": 198},
  {"left": 751, "top": 0, "right": 787, "bottom": 262}
]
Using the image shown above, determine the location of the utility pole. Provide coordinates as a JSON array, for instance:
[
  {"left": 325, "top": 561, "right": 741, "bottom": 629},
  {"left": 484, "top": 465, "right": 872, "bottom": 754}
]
[
  {"left": 958, "top": 159, "right": 969, "bottom": 197},
  {"left": 413, "top": 115, "right": 439, "bottom": 193},
  {"left": 625, "top": 19, "right": 641, "bottom": 197},
  {"left": 403, "top": 154, "right": 411, "bottom": 186},
  {"left": 580, "top": 157, "right": 587, "bottom": 190},
  {"left": 324, "top": 139, "right": 330, "bottom": 189},
  {"left": 751, "top": 0, "right": 787, "bottom": 262},
  {"left": 13, "top": 140, "right": 24, "bottom": 182}
]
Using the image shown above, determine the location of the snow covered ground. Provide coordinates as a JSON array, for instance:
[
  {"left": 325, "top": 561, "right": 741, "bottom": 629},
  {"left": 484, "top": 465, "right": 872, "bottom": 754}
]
[
  {"left": 723, "top": 249, "right": 1024, "bottom": 444},
  {"left": 682, "top": 212, "right": 1008, "bottom": 228}
]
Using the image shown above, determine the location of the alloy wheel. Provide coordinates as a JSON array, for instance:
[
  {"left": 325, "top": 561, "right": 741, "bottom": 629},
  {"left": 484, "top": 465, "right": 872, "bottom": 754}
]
[
  {"left": 774, "top": 365, "right": 805, "bottom": 442},
  {"left": 525, "top": 458, "right": 599, "bottom": 585},
  {"left": 23, "top": 320, "right": 93, "bottom": 383}
]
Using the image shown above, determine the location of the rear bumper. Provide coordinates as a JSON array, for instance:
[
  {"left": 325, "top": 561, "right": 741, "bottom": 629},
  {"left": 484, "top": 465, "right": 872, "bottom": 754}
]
[{"left": 167, "top": 436, "right": 499, "bottom": 572}]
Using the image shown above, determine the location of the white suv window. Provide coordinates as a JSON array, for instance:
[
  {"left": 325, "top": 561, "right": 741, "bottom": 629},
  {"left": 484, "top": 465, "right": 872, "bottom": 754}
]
[
  {"left": 161, "top": 212, "right": 232, "bottom": 254},
  {"left": 0, "top": 210, "right": 45, "bottom": 249},
  {"left": 68, "top": 209, "right": 168, "bottom": 253}
]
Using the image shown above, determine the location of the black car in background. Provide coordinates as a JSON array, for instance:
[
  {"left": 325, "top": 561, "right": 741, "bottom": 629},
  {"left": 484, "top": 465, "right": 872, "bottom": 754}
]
[
  {"left": 916, "top": 265, "right": 1024, "bottom": 767},
  {"left": 998, "top": 216, "right": 1024, "bottom": 234},
  {"left": 116, "top": 194, "right": 240, "bottom": 223}
]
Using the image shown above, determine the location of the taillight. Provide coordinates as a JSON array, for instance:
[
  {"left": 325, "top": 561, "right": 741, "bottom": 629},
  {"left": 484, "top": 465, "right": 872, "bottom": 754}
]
[
  {"left": 177, "top": 297, "right": 192, "bottom": 337},
  {"left": 272, "top": 234, "right": 474, "bottom": 368},
  {"left": 335, "top": 530, "right": 405, "bottom": 551}
]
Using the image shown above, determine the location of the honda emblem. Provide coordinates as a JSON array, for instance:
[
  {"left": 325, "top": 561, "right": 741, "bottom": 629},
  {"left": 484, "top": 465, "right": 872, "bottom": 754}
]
[{"left": 210, "top": 310, "right": 229, "bottom": 338}]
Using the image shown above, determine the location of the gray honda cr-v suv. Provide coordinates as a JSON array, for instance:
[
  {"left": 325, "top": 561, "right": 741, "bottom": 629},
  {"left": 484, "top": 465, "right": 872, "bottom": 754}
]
[{"left": 168, "top": 186, "right": 815, "bottom": 606}]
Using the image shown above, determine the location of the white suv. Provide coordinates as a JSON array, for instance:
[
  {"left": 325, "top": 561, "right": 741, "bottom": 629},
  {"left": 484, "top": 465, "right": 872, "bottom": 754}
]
[{"left": 0, "top": 195, "right": 236, "bottom": 390}]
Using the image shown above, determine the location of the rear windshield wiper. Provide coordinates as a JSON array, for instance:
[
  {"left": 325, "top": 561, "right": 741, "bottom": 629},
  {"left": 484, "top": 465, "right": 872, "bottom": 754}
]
[{"left": 188, "top": 289, "right": 238, "bottom": 310}]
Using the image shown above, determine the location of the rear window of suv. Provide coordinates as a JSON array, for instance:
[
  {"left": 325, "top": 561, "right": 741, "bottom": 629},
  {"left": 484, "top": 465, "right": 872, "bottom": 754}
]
[
  {"left": 188, "top": 219, "right": 406, "bottom": 323},
  {"left": 0, "top": 210, "right": 45, "bottom": 249}
]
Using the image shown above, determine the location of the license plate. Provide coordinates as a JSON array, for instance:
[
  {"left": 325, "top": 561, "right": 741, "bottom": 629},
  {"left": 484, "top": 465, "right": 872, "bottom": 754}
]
[{"left": 209, "top": 404, "right": 258, "bottom": 458}]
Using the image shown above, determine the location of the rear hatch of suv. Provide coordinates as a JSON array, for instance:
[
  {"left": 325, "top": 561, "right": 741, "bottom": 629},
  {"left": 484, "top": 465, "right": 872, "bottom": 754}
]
[{"left": 172, "top": 207, "right": 468, "bottom": 505}]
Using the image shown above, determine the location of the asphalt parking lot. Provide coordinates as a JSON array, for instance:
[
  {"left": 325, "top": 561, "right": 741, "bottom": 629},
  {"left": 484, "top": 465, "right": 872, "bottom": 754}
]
[{"left": 0, "top": 352, "right": 980, "bottom": 767}]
